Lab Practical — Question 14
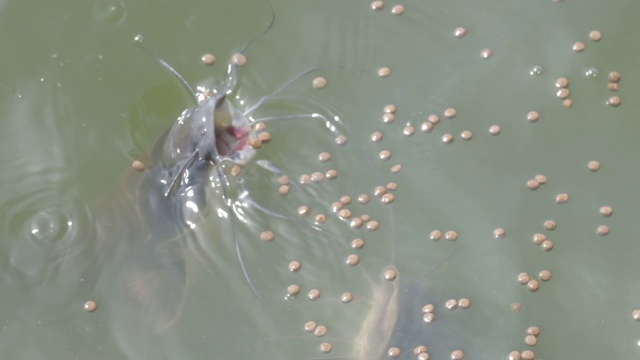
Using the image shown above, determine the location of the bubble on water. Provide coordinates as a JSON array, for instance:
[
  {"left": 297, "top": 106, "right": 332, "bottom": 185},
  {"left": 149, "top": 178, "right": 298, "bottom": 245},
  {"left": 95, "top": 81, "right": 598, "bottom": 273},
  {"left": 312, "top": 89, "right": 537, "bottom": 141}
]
[
  {"left": 133, "top": 34, "right": 144, "bottom": 43},
  {"left": 92, "top": 0, "right": 127, "bottom": 25},
  {"left": 529, "top": 65, "right": 543, "bottom": 76},
  {"left": 585, "top": 68, "right": 599, "bottom": 78}
]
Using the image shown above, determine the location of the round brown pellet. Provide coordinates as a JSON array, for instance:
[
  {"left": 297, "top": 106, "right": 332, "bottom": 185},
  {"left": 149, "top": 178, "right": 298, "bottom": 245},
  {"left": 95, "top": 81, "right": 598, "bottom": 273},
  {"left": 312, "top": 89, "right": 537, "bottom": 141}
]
[
  {"left": 338, "top": 209, "right": 352, "bottom": 219},
  {"left": 318, "top": 152, "right": 331, "bottom": 162},
  {"left": 278, "top": 185, "right": 289, "bottom": 196},
  {"left": 428, "top": 114, "right": 440, "bottom": 124},
  {"left": 277, "top": 175, "right": 290, "bottom": 185},
  {"left": 312, "top": 77, "right": 327, "bottom": 89},
  {"left": 572, "top": 41, "right": 585, "bottom": 52},
  {"left": 314, "top": 325, "right": 327, "bottom": 337},
  {"left": 608, "top": 82, "right": 619, "bottom": 91},
  {"left": 532, "top": 233, "right": 546, "bottom": 245},
  {"left": 416, "top": 351, "right": 429, "bottom": 360},
  {"left": 422, "top": 304, "right": 434, "bottom": 313},
  {"left": 420, "top": 121, "right": 434, "bottom": 133},
  {"left": 450, "top": 350, "right": 464, "bottom": 360},
  {"left": 288, "top": 261, "right": 301, "bottom": 272},
  {"left": 383, "top": 269, "right": 397, "bottom": 281},
  {"left": 330, "top": 202, "right": 343, "bottom": 213},
  {"left": 527, "top": 326, "right": 540, "bottom": 336},
  {"left": 520, "top": 350, "right": 535, "bottom": 360},
  {"left": 493, "top": 227, "right": 506, "bottom": 239},
  {"left": 383, "top": 104, "right": 396, "bottom": 114},
  {"left": 527, "top": 280, "right": 539, "bottom": 292},
  {"left": 201, "top": 53, "right": 216, "bottom": 66},
  {"left": 443, "top": 107, "right": 457, "bottom": 119},
  {"left": 341, "top": 292, "right": 353, "bottom": 303},
  {"left": 526, "top": 179, "right": 540, "bottom": 190},
  {"left": 555, "top": 77, "right": 569, "bottom": 88},
  {"left": 388, "top": 347, "right": 401, "bottom": 358},
  {"left": 454, "top": 27, "right": 467, "bottom": 38},
  {"left": 555, "top": 193, "right": 569, "bottom": 204},
  {"left": 541, "top": 240, "right": 553, "bottom": 251},
  {"left": 378, "top": 66, "right": 391, "bottom": 77},
  {"left": 260, "top": 230, "right": 274, "bottom": 242},
  {"left": 308, "top": 289, "right": 320, "bottom": 300},
  {"left": 370, "top": 0, "right": 384, "bottom": 10},
  {"left": 442, "top": 133, "right": 454, "bottom": 144},
  {"left": 248, "top": 137, "right": 262, "bottom": 149},
  {"left": 299, "top": 174, "right": 311, "bottom": 184},
  {"left": 286, "top": 284, "right": 300, "bottom": 297},
  {"left": 346, "top": 254, "right": 359, "bottom": 266},
  {"left": 596, "top": 225, "right": 609, "bottom": 236},
  {"left": 445, "top": 299, "right": 458, "bottom": 310},
  {"left": 319, "top": 342, "right": 332, "bottom": 353},
  {"left": 371, "top": 131, "right": 383, "bottom": 142},
  {"left": 524, "top": 335, "right": 537, "bottom": 346},
  {"left": 374, "top": 186, "right": 387, "bottom": 197},
  {"left": 543, "top": 220, "right": 557, "bottom": 231},
  {"left": 350, "top": 218, "right": 364, "bottom": 228},
  {"left": 458, "top": 298, "right": 471, "bottom": 309},
  {"left": 351, "top": 238, "right": 364, "bottom": 249},
  {"left": 391, "top": 164, "right": 402, "bottom": 173},
  {"left": 403, "top": 124, "right": 415, "bottom": 136},
  {"left": 444, "top": 230, "right": 458, "bottom": 241},
  {"left": 386, "top": 182, "right": 397, "bottom": 190},
  {"left": 339, "top": 195, "right": 351, "bottom": 205},
  {"left": 589, "top": 30, "right": 602, "bottom": 42},
  {"left": 230, "top": 165, "right": 241, "bottom": 177},
  {"left": 315, "top": 214, "right": 326, "bottom": 224},
  {"left": 489, "top": 125, "right": 501, "bottom": 135},
  {"left": 335, "top": 135, "right": 348, "bottom": 145},
  {"left": 132, "top": 160, "right": 146, "bottom": 171},
  {"left": 511, "top": 303, "right": 521, "bottom": 312},
  {"left": 379, "top": 150, "right": 391, "bottom": 160},
  {"left": 414, "top": 346, "right": 428, "bottom": 356},
  {"left": 460, "top": 130, "right": 472, "bottom": 140},
  {"left": 509, "top": 351, "right": 521, "bottom": 360},
  {"left": 632, "top": 309, "right": 640, "bottom": 320},
  {"left": 609, "top": 71, "right": 621, "bottom": 83},
  {"left": 480, "top": 48, "right": 493, "bottom": 59},
  {"left": 599, "top": 206, "right": 613, "bottom": 217},
  {"left": 538, "top": 270, "right": 552, "bottom": 281},
  {"left": 607, "top": 96, "right": 621, "bottom": 107},
  {"left": 366, "top": 220, "right": 380, "bottom": 231},
  {"left": 311, "top": 172, "right": 324, "bottom": 182},
  {"left": 358, "top": 194, "right": 370, "bottom": 204},
  {"left": 304, "top": 321, "right": 317, "bottom": 332},
  {"left": 587, "top": 160, "right": 600, "bottom": 171},
  {"left": 517, "top": 272, "right": 530, "bottom": 284},
  {"left": 84, "top": 300, "right": 97, "bottom": 312},
  {"left": 383, "top": 113, "right": 395, "bottom": 124},
  {"left": 231, "top": 53, "right": 246, "bottom": 66},
  {"left": 556, "top": 88, "right": 570, "bottom": 99},
  {"left": 381, "top": 193, "right": 395, "bottom": 204},
  {"left": 423, "top": 312, "right": 435, "bottom": 323},
  {"left": 534, "top": 174, "right": 547, "bottom": 184},
  {"left": 297, "top": 206, "right": 310, "bottom": 216},
  {"left": 391, "top": 4, "right": 404, "bottom": 15},
  {"left": 257, "top": 131, "right": 272, "bottom": 143},
  {"left": 430, "top": 230, "right": 442, "bottom": 241},
  {"left": 562, "top": 99, "right": 573, "bottom": 108},
  {"left": 527, "top": 111, "right": 539, "bottom": 122},
  {"left": 325, "top": 169, "right": 338, "bottom": 179}
]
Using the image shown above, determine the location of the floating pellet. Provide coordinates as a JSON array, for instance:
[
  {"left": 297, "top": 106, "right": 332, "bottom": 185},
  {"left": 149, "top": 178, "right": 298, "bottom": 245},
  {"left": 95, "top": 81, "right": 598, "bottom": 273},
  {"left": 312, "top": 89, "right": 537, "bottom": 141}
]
[
  {"left": 360, "top": 214, "right": 371, "bottom": 222},
  {"left": 351, "top": 238, "right": 364, "bottom": 249},
  {"left": 370, "top": 0, "right": 384, "bottom": 10},
  {"left": 527, "top": 326, "right": 540, "bottom": 336},
  {"left": 390, "top": 164, "right": 402, "bottom": 173},
  {"left": 374, "top": 186, "right": 387, "bottom": 197},
  {"left": 572, "top": 41, "right": 585, "bottom": 52},
  {"left": 286, "top": 284, "right": 300, "bottom": 297},
  {"left": 422, "top": 304, "right": 434, "bottom": 313},
  {"left": 421, "top": 121, "right": 434, "bottom": 133},
  {"left": 371, "top": 131, "right": 383, "bottom": 142},
  {"left": 260, "top": 230, "right": 274, "bottom": 242},
  {"left": 599, "top": 206, "right": 613, "bottom": 217},
  {"left": 297, "top": 206, "right": 310, "bottom": 216},
  {"left": 403, "top": 123, "right": 415, "bottom": 136},
  {"left": 325, "top": 169, "right": 338, "bottom": 179},
  {"left": 555, "top": 77, "right": 569, "bottom": 88},
  {"left": 562, "top": 99, "right": 573, "bottom": 108},
  {"left": 443, "top": 107, "right": 457, "bottom": 119},
  {"left": 556, "top": 88, "right": 570, "bottom": 99},
  {"left": 248, "top": 137, "right": 262, "bottom": 149},
  {"left": 257, "top": 131, "right": 271, "bottom": 143},
  {"left": 308, "top": 289, "right": 320, "bottom": 300},
  {"left": 201, "top": 53, "right": 216, "bottom": 66},
  {"left": 489, "top": 125, "right": 501, "bottom": 135},
  {"left": 319, "top": 342, "right": 332, "bottom": 353},
  {"left": 608, "top": 82, "right": 619, "bottom": 91},
  {"left": 596, "top": 225, "right": 609, "bottom": 236},
  {"left": 318, "top": 152, "right": 331, "bottom": 162},
  {"left": 299, "top": 174, "right": 311, "bottom": 184},
  {"left": 335, "top": 135, "right": 348, "bottom": 145},
  {"left": 527, "top": 280, "right": 539, "bottom": 292},
  {"left": 391, "top": 4, "right": 404, "bottom": 15},
  {"left": 310, "top": 172, "right": 324, "bottom": 182},
  {"left": 278, "top": 185, "right": 289, "bottom": 196},
  {"left": 520, "top": 350, "right": 535, "bottom": 360},
  {"left": 480, "top": 48, "right": 493, "bottom": 59},
  {"left": 445, "top": 230, "right": 458, "bottom": 241},
  {"left": 509, "top": 351, "right": 521, "bottom": 360},
  {"left": 427, "top": 114, "right": 440, "bottom": 124},
  {"left": 445, "top": 299, "right": 458, "bottom": 310},
  {"left": 312, "top": 77, "right": 327, "bottom": 89},
  {"left": 330, "top": 202, "right": 343, "bottom": 213},
  {"left": 338, "top": 209, "right": 352, "bottom": 219},
  {"left": 315, "top": 214, "right": 326, "bottom": 224},
  {"left": 381, "top": 193, "right": 395, "bottom": 204},
  {"left": 532, "top": 233, "right": 546, "bottom": 245},
  {"left": 607, "top": 96, "right": 621, "bottom": 107},
  {"left": 314, "top": 325, "right": 327, "bottom": 337},
  {"left": 388, "top": 347, "right": 401, "bottom": 357},
  {"left": 518, "top": 272, "right": 530, "bottom": 284},
  {"left": 383, "top": 113, "right": 395, "bottom": 124},
  {"left": 423, "top": 312, "right": 435, "bottom": 323},
  {"left": 350, "top": 218, "right": 364, "bottom": 228},
  {"left": 341, "top": 292, "right": 353, "bottom": 303},
  {"left": 454, "top": 27, "right": 467, "bottom": 38},
  {"left": 538, "top": 270, "right": 552, "bottom": 281},
  {"left": 450, "top": 350, "right": 464, "bottom": 360},
  {"left": 84, "top": 301, "right": 97, "bottom": 312},
  {"left": 288, "top": 261, "right": 301, "bottom": 272},
  {"left": 386, "top": 182, "right": 397, "bottom": 190},
  {"left": 555, "top": 193, "right": 568, "bottom": 204},
  {"left": 346, "top": 254, "right": 360, "bottom": 266},
  {"left": 609, "top": 71, "right": 621, "bottom": 83},
  {"left": 378, "top": 66, "right": 391, "bottom": 77},
  {"left": 230, "top": 165, "right": 241, "bottom": 177},
  {"left": 366, "top": 220, "right": 380, "bottom": 231},
  {"left": 526, "top": 179, "right": 540, "bottom": 190},
  {"left": 632, "top": 309, "right": 640, "bottom": 320},
  {"left": 527, "top": 111, "right": 539, "bottom": 122},
  {"left": 304, "top": 321, "right": 317, "bottom": 332},
  {"left": 384, "top": 104, "right": 396, "bottom": 113},
  {"left": 458, "top": 298, "right": 471, "bottom": 309},
  {"left": 511, "top": 303, "right": 521, "bottom": 312},
  {"left": 587, "top": 160, "right": 600, "bottom": 171},
  {"left": 589, "top": 30, "right": 602, "bottom": 42},
  {"left": 442, "top": 133, "right": 454, "bottom": 144},
  {"left": 358, "top": 194, "right": 370, "bottom": 204},
  {"left": 383, "top": 269, "right": 397, "bottom": 281},
  {"left": 460, "top": 130, "right": 472, "bottom": 140},
  {"left": 524, "top": 335, "right": 537, "bottom": 346},
  {"left": 543, "top": 220, "right": 557, "bottom": 231},
  {"left": 534, "top": 174, "right": 547, "bottom": 184},
  {"left": 493, "top": 227, "right": 506, "bottom": 239},
  {"left": 277, "top": 175, "right": 290, "bottom": 185},
  {"left": 541, "top": 240, "right": 554, "bottom": 252},
  {"left": 231, "top": 53, "right": 246, "bottom": 66},
  {"left": 379, "top": 150, "right": 391, "bottom": 160},
  {"left": 430, "top": 230, "right": 442, "bottom": 241},
  {"left": 131, "top": 160, "right": 145, "bottom": 171}
]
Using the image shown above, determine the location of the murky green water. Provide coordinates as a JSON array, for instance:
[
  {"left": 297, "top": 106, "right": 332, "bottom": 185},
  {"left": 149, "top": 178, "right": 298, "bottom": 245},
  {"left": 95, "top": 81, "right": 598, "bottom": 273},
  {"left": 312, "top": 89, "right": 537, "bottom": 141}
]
[{"left": 2, "top": 0, "right": 640, "bottom": 359}]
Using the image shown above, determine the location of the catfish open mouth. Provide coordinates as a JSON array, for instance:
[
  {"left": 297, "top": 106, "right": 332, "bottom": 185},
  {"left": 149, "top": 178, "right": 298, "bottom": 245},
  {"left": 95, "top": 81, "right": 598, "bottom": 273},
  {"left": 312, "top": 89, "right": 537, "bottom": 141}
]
[{"left": 214, "top": 122, "right": 250, "bottom": 158}]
